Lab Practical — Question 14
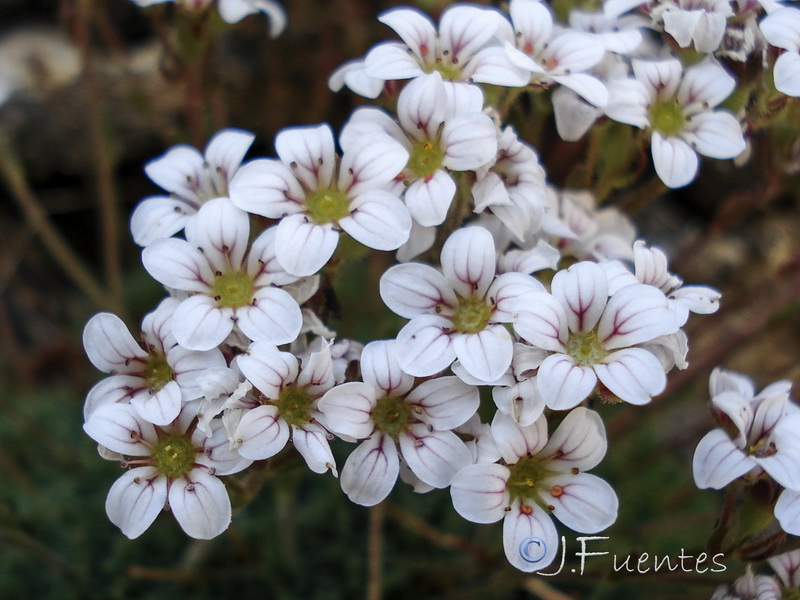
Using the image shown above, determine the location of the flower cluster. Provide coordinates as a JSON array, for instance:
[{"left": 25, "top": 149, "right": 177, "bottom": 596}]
[{"left": 81, "top": 0, "right": 799, "bottom": 584}]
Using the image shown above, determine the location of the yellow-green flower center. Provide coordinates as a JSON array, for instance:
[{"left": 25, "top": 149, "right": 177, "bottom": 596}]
[
  {"left": 649, "top": 99, "right": 686, "bottom": 136},
  {"left": 145, "top": 353, "right": 173, "bottom": 391},
  {"left": 452, "top": 296, "right": 492, "bottom": 334},
  {"left": 305, "top": 189, "right": 350, "bottom": 224},
  {"left": 566, "top": 331, "right": 608, "bottom": 367},
  {"left": 506, "top": 456, "right": 551, "bottom": 504},
  {"left": 431, "top": 60, "right": 461, "bottom": 81},
  {"left": 211, "top": 271, "right": 255, "bottom": 308},
  {"left": 372, "top": 395, "right": 414, "bottom": 439},
  {"left": 276, "top": 385, "right": 314, "bottom": 427},
  {"left": 407, "top": 140, "right": 445, "bottom": 179},
  {"left": 152, "top": 434, "right": 196, "bottom": 479}
]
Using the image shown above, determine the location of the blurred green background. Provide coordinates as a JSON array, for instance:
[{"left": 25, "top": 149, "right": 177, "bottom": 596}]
[{"left": 1, "top": 1, "right": 799, "bottom": 598}]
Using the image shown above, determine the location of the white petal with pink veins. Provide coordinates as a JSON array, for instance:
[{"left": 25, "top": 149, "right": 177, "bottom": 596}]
[
  {"left": 759, "top": 415, "right": 800, "bottom": 489},
  {"left": 292, "top": 422, "right": 337, "bottom": 475},
  {"left": 364, "top": 42, "right": 427, "bottom": 81},
  {"left": 692, "top": 429, "right": 757, "bottom": 489},
  {"left": 341, "top": 434, "right": 399, "bottom": 506},
  {"left": 537, "top": 353, "right": 597, "bottom": 410},
  {"left": 203, "top": 128, "right": 254, "bottom": 184},
  {"left": 169, "top": 470, "right": 231, "bottom": 539},
  {"left": 236, "top": 286, "right": 302, "bottom": 346},
  {"left": 339, "top": 135, "right": 409, "bottom": 196},
  {"left": 105, "top": 466, "right": 166, "bottom": 539},
  {"left": 488, "top": 272, "right": 547, "bottom": 323},
  {"left": 775, "top": 489, "right": 800, "bottom": 536},
  {"left": 452, "top": 326, "right": 514, "bottom": 384},
  {"left": 710, "top": 366, "right": 755, "bottom": 400},
  {"left": 598, "top": 283, "right": 676, "bottom": 349},
  {"left": 190, "top": 198, "right": 250, "bottom": 273},
  {"left": 683, "top": 111, "right": 745, "bottom": 160},
  {"left": 604, "top": 78, "right": 650, "bottom": 129},
  {"left": 318, "top": 382, "right": 376, "bottom": 439},
  {"left": 451, "top": 463, "right": 510, "bottom": 524},
  {"left": 398, "top": 72, "right": 448, "bottom": 141},
  {"left": 339, "top": 190, "right": 411, "bottom": 251},
  {"left": 142, "top": 238, "right": 215, "bottom": 293},
  {"left": 396, "top": 315, "right": 456, "bottom": 377},
  {"left": 679, "top": 59, "right": 735, "bottom": 113},
  {"left": 228, "top": 159, "right": 305, "bottom": 218},
  {"left": 380, "top": 262, "right": 457, "bottom": 319},
  {"left": 552, "top": 87, "right": 601, "bottom": 142},
  {"left": 274, "top": 124, "right": 336, "bottom": 191},
  {"left": 237, "top": 342, "right": 298, "bottom": 399},
  {"left": 404, "top": 170, "right": 457, "bottom": 227},
  {"left": 439, "top": 5, "right": 500, "bottom": 65},
  {"left": 131, "top": 380, "right": 182, "bottom": 426},
  {"left": 195, "top": 419, "right": 252, "bottom": 475},
  {"left": 711, "top": 391, "right": 753, "bottom": 442},
  {"left": 465, "top": 46, "right": 531, "bottom": 87},
  {"left": 661, "top": 8, "right": 703, "bottom": 48},
  {"left": 84, "top": 403, "right": 157, "bottom": 456},
  {"left": 491, "top": 411, "right": 549, "bottom": 464},
  {"left": 594, "top": 347, "right": 666, "bottom": 405},
  {"left": 407, "top": 376, "right": 479, "bottom": 430},
  {"left": 544, "top": 31, "right": 605, "bottom": 75},
  {"left": 131, "top": 196, "right": 192, "bottom": 247},
  {"left": 246, "top": 226, "right": 297, "bottom": 287},
  {"left": 142, "top": 297, "right": 179, "bottom": 351},
  {"left": 378, "top": 8, "right": 437, "bottom": 66},
  {"left": 275, "top": 214, "right": 340, "bottom": 277},
  {"left": 543, "top": 472, "right": 618, "bottom": 533},
  {"left": 145, "top": 146, "right": 204, "bottom": 199},
  {"left": 234, "top": 404, "right": 291, "bottom": 460},
  {"left": 651, "top": 132, "right": 699, "bottom": 189},
  {"left": 538, "top": 407, "right": 607, "bottom": 472},
  {"left": 632, "top": 58, "right": 683, "bottom": 101},
  {"left": 442, "top": 113, "right": 498, "bottom": 171},
  {"left": 83, "top": 312, "right": 148, "bottom": 373},
  {"left": 551, "top": 262, "right": 609, "bottom": 335},
  {"left": 509, "top": 0, "right": 553, "bottom": 58},
  {"left": 503, "top": 499, "right": 560, "bottom": 572},
  {"left": 83, "top": 375, "right": 140, "bottom": 420},
  {"left": 493, "top": 378, "right": 546, "bottom": 426},
  {"left": 328, "top": 59, "right": 385, "bottom": 99},
  {"left": 172, "top": 295, "right": 232, "bottom": 351},
  {"left": 769, "top": 549, "right": 800, "bottom": 590},
  {"left": 360, "top": 340, "right": 414, "bottom": 396},
  {"left": 340, "top": 107, "right": 408, "bottom": 150},
  {"left": 512, "top": 292, "right": 569, "bottom": 352},
  {"left": 552, "top": 72, "right": 608, "bottom": 109},
  {"left": 399, "top": 424, "right": 473, "bottom": 488},
  {"left": 441, "top": 226, "right": 497, "bottom": 299}
]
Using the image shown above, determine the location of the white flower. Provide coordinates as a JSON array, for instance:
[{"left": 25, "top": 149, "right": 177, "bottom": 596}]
[
  {"left": 760, "top": 7, "right": 800, "bottom": 97},
  {"left": 340, "top": 73, "right": 498, "bottom": 228},
  {"left": 472, "top": 126, "right": 548, "bottom": 240},
  {"left": 711, "top": 573, "right": 782, "bottom": 600},
  {"left": 132, "top": 0, "right": 286, "bottom": 37},
  {"left": 362, "top": 5, "right": 529, "bottom": 92},
  {"left": 539, "top": 188, "right": 637, "bottom": 262},
  {"left": 652, "top": 0, "right": 734, "bottom": 53},
  {"left": 499, "top": 0, "right": 609, "bottom": 108},
  {"left": 232, "top": 340, "right": 338, "bottom": 475},
  {"left": 131, "top": 129, "right": 255, "bottom": 246},
  {"left": 692, "top": 367, "right": 800, "bottom": 491},
  {"left": 605, "top": 57, "right": 746, "bottom": 188},
  {"left": 602, "top": 240, "right": 721, "bottom": 326},
  {"left": 229, "top": 123, "right": 411, "bottom": 276},
  {"left": 380, "top": 226, "right": 545, "bottom": 382},
  {"left": 514, "top": 261, "right": 678, "bottom": 409},
  {"left": 83, "top": 402, "right": 251, "bottom": 539},
  {"left": 769, "top": 549, "right": 800, "bottom": 590},
  {"left": 450, "top": 408, "right": 618, "bottom": 572},
  {"left": 142, "top": 197, "right": 303, "bottom": 351},
  {"left": 317, "top": 340, "right": 478, "bottom": 505},
  {"left": 83, "top": 298, "right": 226, "bottom": 426}
]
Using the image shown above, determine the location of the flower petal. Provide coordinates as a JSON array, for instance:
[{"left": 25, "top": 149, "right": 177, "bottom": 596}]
[
  {"left": 551, "top": 261, "right": 609, "bottom": 334},
  {"left": 130, "top": 380, "right": 182, "bottom": 426},
  {"left": 651, "top": 132, "right": 699, "bottom": 189},
  {"left": 130, "top": 196, "right": 192, "bottom": 246},
  {"left": 692, "top": 429, "right": 756, "bottom": 489},
  {"left": 172, "top": 296, "right": 232, "bottom": 352},
  {"left": 598, "top": 283, "right": 675, "bottom": 349},
  {"left": 542, "top": 472, "right": 618, "bottom": 533},
  {"left": 395, "top": 314, "right": 456, "bottom": 377},
  {"left": 513, "top": 292, "right": 569, "bottom": 352},
  {"left": 442, "top": 113, "right": 498, "bottom": 171},
  {"left": 142, "top": 238, "right": 215, "bottom": 293},
  {"left": 236, "top": 286, "right": 302, "bottom": 346},
  {"left": 318, "top": 382, "right": 376, "bottom": 439},
  {"left": 340, "top": 434, "right": 399, "bottom": 506},
  {"left": 233, "top": 404, "right": 291, "bottom": 460},
  {"left": 595, "top": 347, "right": 667, "bottom": 405},
  {"left": 228, "top": 158, "right": 305, "bottom": 218},
  {"left": 775, "top": 489, "right": 800, "bottom": 536},
  {"left": 379, "top": 263, "right": 457, "bottom": 319},
  {"left": 292, "top": 422, "right": 337, "bottom": 475},
  {"left": 538, "top": 407, "right": 607, "bottom": 472},
  {"left": 105, "top": 466, "right": 166, "bottom": 539},
  {"left": 339, "top": 190, "right": 411, "bottom": 251},
  {"left": 399, "top": 425, "right": 473, "bottom": 488},
  {"left": 450, "top": 463, "right": 510, "bottom": 524},
  {"left": 83, "top": 403, "right": 156, "bottom": 456},
  {"left": 503, "top": 500, "right": 560, "bottom": 572},
  {"left": 537, "top": 353, "right": 597, "bottom": 410},
  {"left": 83, "top": 313, "right": 148, "bottom": 373},
  {"left": 237, "top": 342, "right": 298, "bottom": 399},
  {"left": 683, "top": 111, "right": 745, "bottom": 160},
  {"left": 190, "top": 198, "right": 250, "bottom": 273},
  {"left": 452, "top": 326, "right": 514, "bottom": 384},
  {"left": 404, "top": 171, "right": 457, "bottom": 227},
  {"left": 360, "top": 339, "right": 414, "bottom": 396},
  {"left": 407, "top": 376, "right": 479, "bottom": 430},
  {"left": 169, "top": 470, "right": 231, "bottom": 539},
  {"left": 491, "top": 410, "right": 548, "bottom": 464},
  {"left": 274, "top": 124, "right": 336, "bottom": 190},
  {"left": 774, "top": 51, "right": 800, "bottom": 97},
  {"left": 441, "top": 226, "right": 497, "bottom": 299},
  {"left": 275, "top": 214, "right": 340, "bottom": 277}
]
